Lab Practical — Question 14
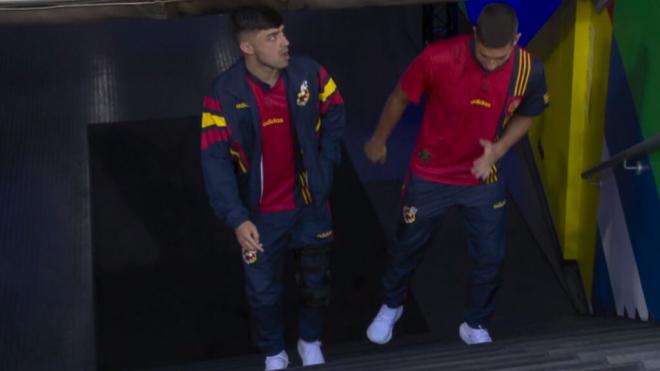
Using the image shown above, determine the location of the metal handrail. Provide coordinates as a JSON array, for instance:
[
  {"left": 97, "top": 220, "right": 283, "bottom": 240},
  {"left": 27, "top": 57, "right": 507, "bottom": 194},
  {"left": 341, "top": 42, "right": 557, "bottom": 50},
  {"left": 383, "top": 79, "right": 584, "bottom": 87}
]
[{"left": 581, "top": 133, "right": 660, "bottom": 179}]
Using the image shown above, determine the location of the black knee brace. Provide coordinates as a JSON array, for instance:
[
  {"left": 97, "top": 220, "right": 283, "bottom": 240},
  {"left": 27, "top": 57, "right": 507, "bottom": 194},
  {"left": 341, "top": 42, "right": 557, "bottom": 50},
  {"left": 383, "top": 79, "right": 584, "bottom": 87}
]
[{"left": 294, "top": 244, "right": 331, "bottom": 308}]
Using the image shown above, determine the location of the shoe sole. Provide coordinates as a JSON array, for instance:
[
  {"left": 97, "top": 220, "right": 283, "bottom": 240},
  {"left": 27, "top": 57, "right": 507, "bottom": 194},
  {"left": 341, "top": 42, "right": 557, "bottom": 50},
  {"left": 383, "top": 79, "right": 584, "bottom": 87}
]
[{"left": 366, "top": 308, "right": 403, "bottom": 345}]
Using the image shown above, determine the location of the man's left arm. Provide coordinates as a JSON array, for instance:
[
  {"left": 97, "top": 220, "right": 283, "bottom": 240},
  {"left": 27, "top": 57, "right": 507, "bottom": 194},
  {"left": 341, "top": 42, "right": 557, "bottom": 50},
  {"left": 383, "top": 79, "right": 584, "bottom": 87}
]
[
  {"left": 472, "top": 58, "right": 549, "bottom": 180},
  {"left": 317, "top": 65, "right": 346, "bottom": 198}
]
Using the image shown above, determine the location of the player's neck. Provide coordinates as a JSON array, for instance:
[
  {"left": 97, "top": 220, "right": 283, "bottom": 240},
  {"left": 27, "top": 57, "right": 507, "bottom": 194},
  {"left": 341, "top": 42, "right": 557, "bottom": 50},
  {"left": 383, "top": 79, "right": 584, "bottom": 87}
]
[{"left": 245, "top": 58, "right": 281, "bottom": 87}]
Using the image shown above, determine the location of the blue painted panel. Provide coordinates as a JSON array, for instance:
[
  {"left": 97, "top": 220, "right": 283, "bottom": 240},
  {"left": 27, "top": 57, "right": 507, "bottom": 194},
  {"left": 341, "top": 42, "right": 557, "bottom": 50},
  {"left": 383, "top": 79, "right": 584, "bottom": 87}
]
[
  {"left": 465, "top": 0, "right": 561, "bottom": 46},
  {"left": 603, "top": 40, "right": 660, "bottom": 319}
]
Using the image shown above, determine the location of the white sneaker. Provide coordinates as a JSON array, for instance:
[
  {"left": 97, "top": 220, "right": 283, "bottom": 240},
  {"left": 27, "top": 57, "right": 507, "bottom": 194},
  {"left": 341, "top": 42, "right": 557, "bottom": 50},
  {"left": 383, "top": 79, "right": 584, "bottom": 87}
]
[
  {"left": 459, "top": 322, "right": 492, "bottom": 345},
  {"left": 366, "top": 304, "right": 404, "bottom": 344},
  {"left": 265, "top": 350, "right": 289, "bottom": 370},
  {"left": 297, "top": 339, "right": 325, "bottom": 366}
]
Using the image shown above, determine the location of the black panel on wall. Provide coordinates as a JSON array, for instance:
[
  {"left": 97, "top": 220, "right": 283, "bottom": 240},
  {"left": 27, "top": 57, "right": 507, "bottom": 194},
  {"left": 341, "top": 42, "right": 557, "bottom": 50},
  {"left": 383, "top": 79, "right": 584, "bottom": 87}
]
[
  {"left": 0, "top": 6, "right": 422, "bottom": 371},
  {"left": 88, "top": 117, "right": 428, "bottom": 370}
]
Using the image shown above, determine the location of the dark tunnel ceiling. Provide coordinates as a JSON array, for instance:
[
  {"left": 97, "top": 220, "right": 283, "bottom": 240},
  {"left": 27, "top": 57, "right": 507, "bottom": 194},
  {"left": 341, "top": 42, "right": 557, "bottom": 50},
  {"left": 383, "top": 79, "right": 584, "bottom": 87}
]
[{"left": 0, "top": 0, "right": 451, "bottom": 25}]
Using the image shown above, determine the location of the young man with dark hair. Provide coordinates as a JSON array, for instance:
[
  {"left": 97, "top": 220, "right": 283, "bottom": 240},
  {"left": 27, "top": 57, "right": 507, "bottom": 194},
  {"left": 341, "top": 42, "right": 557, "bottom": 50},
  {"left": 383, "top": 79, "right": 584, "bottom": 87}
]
[
  {"left": 200, "top": 6, "right": 345, "bottom": 370},
  {"left": 364, "top": 3, "right": 549, "bottom": 345}
]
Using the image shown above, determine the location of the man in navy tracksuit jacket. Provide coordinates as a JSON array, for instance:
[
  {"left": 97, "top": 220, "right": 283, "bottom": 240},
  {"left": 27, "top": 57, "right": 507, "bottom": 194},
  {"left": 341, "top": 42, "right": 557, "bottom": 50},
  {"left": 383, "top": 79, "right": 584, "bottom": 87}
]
[{"left": 200, "top": 6, "right": 345, "bottom": 370}]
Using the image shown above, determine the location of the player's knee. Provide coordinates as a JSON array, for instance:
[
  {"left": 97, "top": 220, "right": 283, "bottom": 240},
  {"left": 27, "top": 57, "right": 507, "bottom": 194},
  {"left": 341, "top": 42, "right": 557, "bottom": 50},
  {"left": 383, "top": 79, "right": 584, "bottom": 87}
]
[{"left": 294, "top": 244, "right": 331, "bottom": 308}]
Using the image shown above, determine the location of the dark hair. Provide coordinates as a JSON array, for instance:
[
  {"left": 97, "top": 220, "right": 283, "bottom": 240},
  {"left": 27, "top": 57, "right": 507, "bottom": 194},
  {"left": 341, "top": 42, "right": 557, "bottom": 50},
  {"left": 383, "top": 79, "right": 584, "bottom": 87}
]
[
  {"left": 231, "top": 6, "right": 283, "bottom": 41},
  {"left": 476, "top": 3, "right": 519, "bottom": 48}
]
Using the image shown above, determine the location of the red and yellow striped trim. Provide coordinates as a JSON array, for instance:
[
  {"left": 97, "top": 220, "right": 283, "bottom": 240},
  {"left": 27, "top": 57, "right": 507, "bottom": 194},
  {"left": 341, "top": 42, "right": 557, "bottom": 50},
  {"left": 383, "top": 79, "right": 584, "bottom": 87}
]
[
  {"left": 298, "top": 171, "right": 313, "bottom": 205},
  {"left": 320, "top": 78, "right": 337, "bottom": 103},
  {"left": 514, "top": 50, "right": 533, "bottom": 97},
  {"left": 229, "top": 148, "right": 247, "bottom": 174},
  {"left": 485, "top": 165, "right": 499, "bottom": 184},
  {"left": 201, "top": 112, "right": 227, "bottom": 128}
]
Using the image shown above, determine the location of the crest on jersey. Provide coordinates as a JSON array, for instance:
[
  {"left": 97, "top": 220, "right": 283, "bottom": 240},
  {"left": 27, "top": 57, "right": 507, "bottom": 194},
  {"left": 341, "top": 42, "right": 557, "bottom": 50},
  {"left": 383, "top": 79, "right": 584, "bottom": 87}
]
[
  {"left": 403, "top": 206, "right": 418, "bottom": 224},
  {"left": 297, "top": 80, "right": 310, "bottom": 106}
]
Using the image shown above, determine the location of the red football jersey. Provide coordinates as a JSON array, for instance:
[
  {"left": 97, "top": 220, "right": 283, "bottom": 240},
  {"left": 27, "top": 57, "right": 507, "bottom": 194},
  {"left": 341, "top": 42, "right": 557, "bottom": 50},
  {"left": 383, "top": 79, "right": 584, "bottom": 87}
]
[
  {"left": 246, "top": 75, "right": 297, "bottom": 212},
  {"left": 400, "top": 35, "right": 518, "bottom": 186}
]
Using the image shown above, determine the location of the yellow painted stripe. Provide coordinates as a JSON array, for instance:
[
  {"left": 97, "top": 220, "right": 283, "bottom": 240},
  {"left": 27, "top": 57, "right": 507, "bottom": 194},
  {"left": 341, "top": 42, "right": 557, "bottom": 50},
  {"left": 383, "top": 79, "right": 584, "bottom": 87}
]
[
  {"left": 229, "top": 149, "right": 247, "bottom": 173},
  {"left": 202, "top": 112, "right": 227, "bottom": 128},
  {"left": 320, "top": 78, "right": 337, "bottom": 102}
]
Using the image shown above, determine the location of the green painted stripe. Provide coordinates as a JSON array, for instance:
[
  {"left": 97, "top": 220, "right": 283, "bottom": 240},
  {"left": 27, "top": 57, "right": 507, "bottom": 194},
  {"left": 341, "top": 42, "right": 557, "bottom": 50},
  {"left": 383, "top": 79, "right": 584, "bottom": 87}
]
[{"left": 612, "top": 0, "right": 660, "bottom": 193}]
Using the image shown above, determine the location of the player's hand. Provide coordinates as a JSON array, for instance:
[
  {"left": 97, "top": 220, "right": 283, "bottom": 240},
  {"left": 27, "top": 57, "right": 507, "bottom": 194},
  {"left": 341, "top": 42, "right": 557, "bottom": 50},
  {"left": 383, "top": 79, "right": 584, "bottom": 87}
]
[
  {"left": 471, "top": 139, "right": 502, "bottom": 181},
  {"left": 364, "top": 137, "right": 387, "bottom": 164},
  {"left": 235, "top": 221, "right": 264, "bottom": 252}
]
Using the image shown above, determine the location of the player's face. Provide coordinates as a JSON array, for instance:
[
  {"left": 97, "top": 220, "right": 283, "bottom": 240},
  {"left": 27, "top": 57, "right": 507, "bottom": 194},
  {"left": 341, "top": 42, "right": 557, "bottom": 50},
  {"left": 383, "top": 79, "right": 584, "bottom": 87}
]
[
  {"left": 473, "top": 31, "right": 520, "bottom": 72},
  {"left": 474, "top": 40, "right": 515, "bottom": 72},
  {"left": 241, "top": 25, "right": 290, "bottom": 70}
]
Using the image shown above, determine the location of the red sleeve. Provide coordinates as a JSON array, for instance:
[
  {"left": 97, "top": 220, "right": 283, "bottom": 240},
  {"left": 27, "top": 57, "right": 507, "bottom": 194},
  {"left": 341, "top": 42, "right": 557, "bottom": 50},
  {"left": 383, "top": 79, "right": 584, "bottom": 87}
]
[{"left": 399, "top": 48, "right": 432, "bottom": 104}]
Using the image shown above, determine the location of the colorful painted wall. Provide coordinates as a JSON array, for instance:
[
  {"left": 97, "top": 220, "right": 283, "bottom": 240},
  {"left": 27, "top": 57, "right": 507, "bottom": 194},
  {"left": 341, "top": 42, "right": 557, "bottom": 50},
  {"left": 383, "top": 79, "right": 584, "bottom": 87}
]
[
  {"left": 521, "top": 0, "right": 660, "bottom": 320},
  {"left": 525, "top": 0, "right": 613, "bottom": 302},
  {"left": 591, "top": 0, "right": 660, "bottom": 321}
]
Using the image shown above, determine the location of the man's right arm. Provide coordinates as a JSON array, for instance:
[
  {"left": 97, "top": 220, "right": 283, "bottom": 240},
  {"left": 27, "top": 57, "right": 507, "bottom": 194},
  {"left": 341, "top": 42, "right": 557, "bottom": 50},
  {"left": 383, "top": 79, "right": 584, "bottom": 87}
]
[
  {"left": 200, "top": 94, "right": 262, "bottom": 251},
  {"left": 364, "top": 48, "right": 430, "bottom": 164},
  {"left": 363, "top": 85, "right": 410, "bottom": 164}
]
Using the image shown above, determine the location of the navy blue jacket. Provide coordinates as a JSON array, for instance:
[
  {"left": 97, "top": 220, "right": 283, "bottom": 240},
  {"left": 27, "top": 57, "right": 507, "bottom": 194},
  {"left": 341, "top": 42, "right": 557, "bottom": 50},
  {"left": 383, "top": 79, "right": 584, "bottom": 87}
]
[{"left": 200, "top": 57, "right": 346, "bottom": 229}]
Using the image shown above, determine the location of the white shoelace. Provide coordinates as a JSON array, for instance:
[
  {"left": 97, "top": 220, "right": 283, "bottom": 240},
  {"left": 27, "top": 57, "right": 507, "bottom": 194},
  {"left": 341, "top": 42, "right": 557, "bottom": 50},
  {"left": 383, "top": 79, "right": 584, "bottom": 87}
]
[{"left": 471, "top": 326, "right": 491, "bottom": 342}]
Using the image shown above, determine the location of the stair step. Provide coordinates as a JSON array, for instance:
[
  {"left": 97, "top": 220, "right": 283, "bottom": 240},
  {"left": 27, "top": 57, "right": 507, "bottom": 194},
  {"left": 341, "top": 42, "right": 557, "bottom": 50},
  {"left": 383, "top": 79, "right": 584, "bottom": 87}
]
[
  {"left": 492, "top": 358, "right": 627, "bottom": 371},
  {"left": 643, "top": 358, "right": 660, "bottom": 370},
  {"left": 607, "top": 351, "right": 660, "bottom": 364},
  {"left": 550, "top": 338, "right": 660, "bottom": 357},
  {"left": 141, "top": 318, "right": 660, "bottom": 371},
  {"left": 578, "top": 344, "right": 660, "bottom": 362},
  {"left": 520, "top": 330, "right": 660, "bottom": 353}
]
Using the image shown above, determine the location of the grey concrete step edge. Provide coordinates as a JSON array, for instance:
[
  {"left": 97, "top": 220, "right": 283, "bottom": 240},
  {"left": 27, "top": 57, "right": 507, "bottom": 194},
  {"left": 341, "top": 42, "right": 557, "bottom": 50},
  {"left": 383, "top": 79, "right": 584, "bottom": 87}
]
[
  {"left": 643, "top": 358, "right": 660, "bottom": 369},
  {"left": 306, "top": 344, "right": 529, "bottom": 369},
  {"left": 495, "top": 325, "right": 659, "bottom": 347},
  {"left": 607, "top": 351, "right": 660, "bottom": 365},
  {"left": 305, "top": 350, "right": 570, "bottom": 371},
  {"left": 519, "top": 330, "right": 660, "bottom": 352},
  {"left": 578, "top": 344, "right": 660, "bottom": 362},
  {"left": 315, "top": 326, "right": 660, "bottom": 366},
  {"left": 180, "top": 330, "right": 660, "bottom": 371},
  {"left": 548, "top": 338, "right": 660, "bottom": 357}
]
